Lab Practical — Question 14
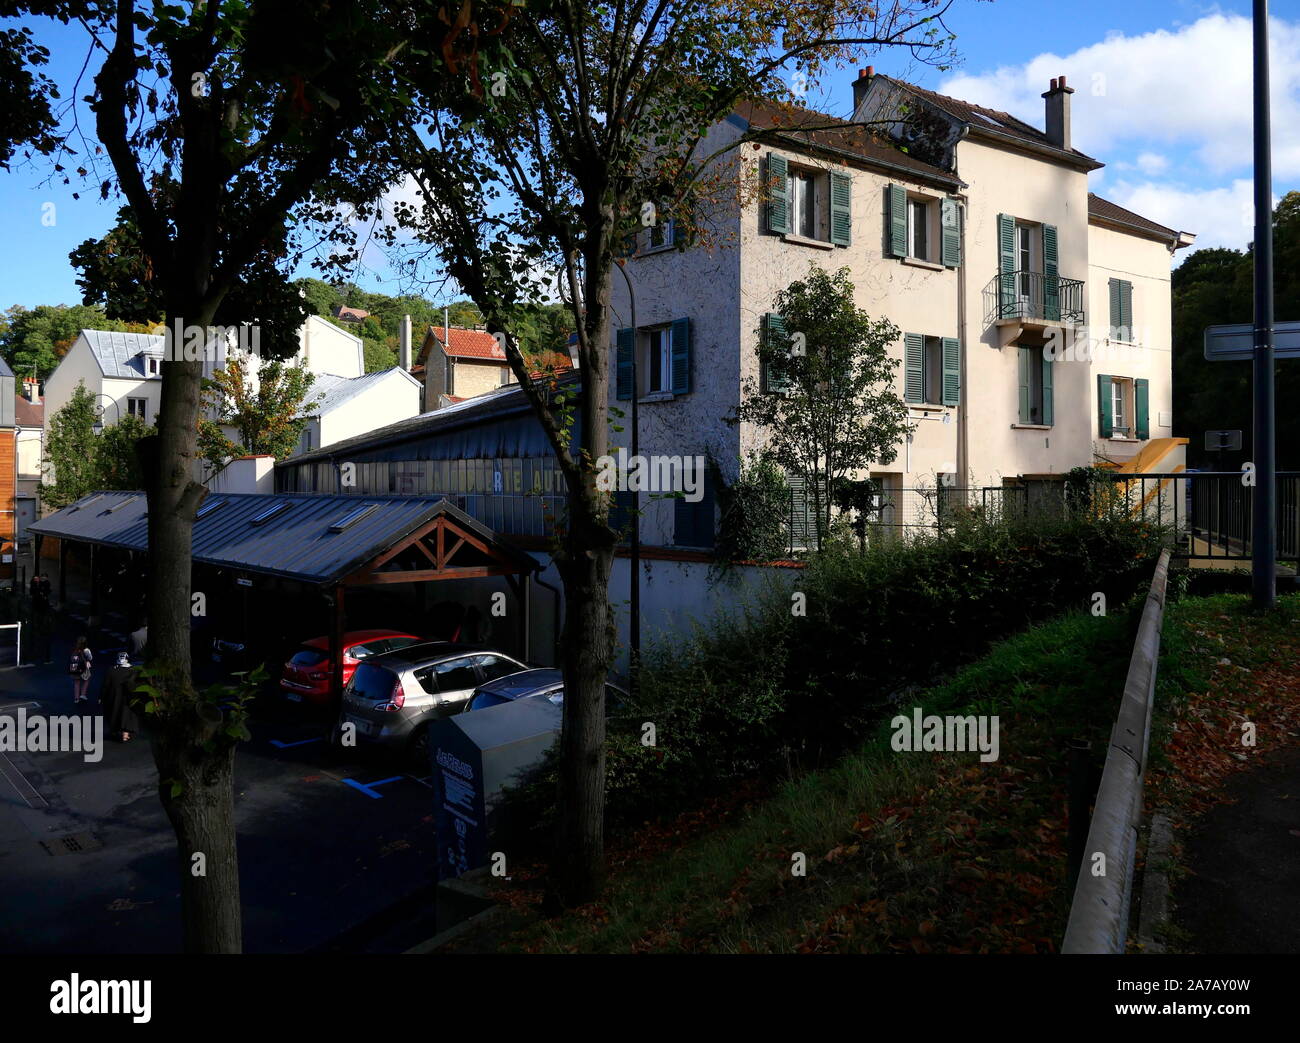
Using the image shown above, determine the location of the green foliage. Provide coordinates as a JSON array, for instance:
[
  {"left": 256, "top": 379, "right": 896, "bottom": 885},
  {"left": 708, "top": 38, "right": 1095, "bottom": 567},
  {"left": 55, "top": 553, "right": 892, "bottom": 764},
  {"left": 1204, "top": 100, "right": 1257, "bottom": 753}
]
[
  {"left": 1172, "top": 190, "right": 1300, "bottom": 467},
  {"left": 41, "top": 382, "right": 154, "bottom": 507},
  {"left": 716, "top": 455, "right": 790, "bottom": 563},
  {"left": 497, "top": 513, "right": 1166, "bottom": 850},
  {"left": 0, "top": 303, "right": 137, "bottom": 380},
  {"left": 198, "top": 356, "right": 320, "bottom": 475},
  {"left": 732, "top": 266, "right": 910, "bottom": 550}
]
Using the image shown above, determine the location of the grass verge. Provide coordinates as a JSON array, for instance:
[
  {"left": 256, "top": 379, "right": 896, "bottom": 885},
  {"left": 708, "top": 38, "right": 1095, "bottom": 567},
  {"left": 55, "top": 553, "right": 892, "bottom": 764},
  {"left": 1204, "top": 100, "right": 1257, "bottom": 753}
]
[{"left": 459, "top": 605, "right": 1141, "bottom": 954}]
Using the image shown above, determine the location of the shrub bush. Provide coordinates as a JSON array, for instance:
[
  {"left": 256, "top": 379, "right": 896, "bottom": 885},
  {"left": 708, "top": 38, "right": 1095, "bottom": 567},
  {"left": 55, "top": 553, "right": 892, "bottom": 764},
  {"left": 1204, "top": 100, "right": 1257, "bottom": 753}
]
[{"left": 496, "top": 514, "right": 1165, "bottom": 854}]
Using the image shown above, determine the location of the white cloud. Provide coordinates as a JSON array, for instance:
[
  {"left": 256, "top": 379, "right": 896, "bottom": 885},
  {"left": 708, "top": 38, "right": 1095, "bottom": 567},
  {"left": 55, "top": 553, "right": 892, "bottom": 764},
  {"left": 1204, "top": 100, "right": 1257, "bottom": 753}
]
[
  {"left": 1104, "top": 178, "right": 1260, "bottom": 253},
  {"left": 1135, "top": 152, "right": 1169, "bottom": 176},
  {"left": 939, "top": 13, "right": 1300, "bottom": 179}
]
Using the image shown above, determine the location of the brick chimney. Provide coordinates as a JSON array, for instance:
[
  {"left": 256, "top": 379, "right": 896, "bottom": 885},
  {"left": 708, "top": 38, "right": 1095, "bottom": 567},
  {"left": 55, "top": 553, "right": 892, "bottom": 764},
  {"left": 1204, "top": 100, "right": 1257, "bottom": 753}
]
[
  {"left": 23, "top": 378, "right": 38, "bottom": 403},
  {"left": 851, "top": 66, "right": 876, "bottom": 112},
  {"left": 1042, "top": 74, "right": 1074, "bottom": 150}
]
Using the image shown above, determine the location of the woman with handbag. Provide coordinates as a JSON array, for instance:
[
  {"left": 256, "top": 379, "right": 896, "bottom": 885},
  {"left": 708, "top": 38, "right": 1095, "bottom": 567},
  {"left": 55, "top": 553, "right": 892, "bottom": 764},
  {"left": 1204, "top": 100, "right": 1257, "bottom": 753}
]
[{"left": 69, "top": 636, "right": 93, "bottom": 704}]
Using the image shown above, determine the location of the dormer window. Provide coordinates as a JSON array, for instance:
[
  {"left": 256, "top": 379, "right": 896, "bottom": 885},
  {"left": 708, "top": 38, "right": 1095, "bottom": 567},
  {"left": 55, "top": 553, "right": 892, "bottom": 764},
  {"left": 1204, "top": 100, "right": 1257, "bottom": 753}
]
[{"left": 143, "top": 355, "right": 162, "bottom": 377}]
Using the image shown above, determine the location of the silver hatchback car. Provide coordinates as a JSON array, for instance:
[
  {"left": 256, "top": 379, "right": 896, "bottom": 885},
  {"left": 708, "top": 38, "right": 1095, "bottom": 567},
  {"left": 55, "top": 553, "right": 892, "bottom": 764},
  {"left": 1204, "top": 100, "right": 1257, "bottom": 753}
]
[{"left": 335, "top": 642, "right": 528, "bottom": 760}]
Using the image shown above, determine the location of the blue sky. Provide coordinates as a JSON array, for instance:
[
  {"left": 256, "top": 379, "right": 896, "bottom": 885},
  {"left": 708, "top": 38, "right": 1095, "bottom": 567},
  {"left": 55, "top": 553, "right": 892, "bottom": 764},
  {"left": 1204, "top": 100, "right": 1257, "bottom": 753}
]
[{"left": 2, "top": 0, "right": 1298, "bottom": 310}]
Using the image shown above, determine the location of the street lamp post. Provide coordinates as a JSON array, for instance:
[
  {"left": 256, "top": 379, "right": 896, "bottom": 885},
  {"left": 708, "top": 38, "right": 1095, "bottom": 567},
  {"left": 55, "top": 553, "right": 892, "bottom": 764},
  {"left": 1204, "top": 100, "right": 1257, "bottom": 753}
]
[
  {"left": 615, "top": 260, "right": 640, "bottom": 694},
  {"left": 1251, "top": 0, "right": 1277, "bottom": 609}
]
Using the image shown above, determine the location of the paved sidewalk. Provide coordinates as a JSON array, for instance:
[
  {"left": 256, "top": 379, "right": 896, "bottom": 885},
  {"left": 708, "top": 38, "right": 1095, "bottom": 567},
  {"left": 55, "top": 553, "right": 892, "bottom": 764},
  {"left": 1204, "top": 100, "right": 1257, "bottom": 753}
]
[{"left": 1175, "top": 747, "right": 1300, "bottom": 954}]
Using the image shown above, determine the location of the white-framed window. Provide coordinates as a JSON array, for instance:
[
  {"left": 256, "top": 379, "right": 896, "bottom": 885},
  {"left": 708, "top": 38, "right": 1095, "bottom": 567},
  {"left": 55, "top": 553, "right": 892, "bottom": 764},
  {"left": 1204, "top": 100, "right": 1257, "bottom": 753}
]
[
  {"left": 1112, "top": 377, "right": 1131, "bottom": 437},
  {"left": 144, "top": 355, "right": 161, "bottom": 377},
  {"left": 127, "top": 397, "right": 148, "bottom": 419},
  {"left": 499, "top": 364, "right": 513, "bottom": 386},
  {"left": 908, "top": 197, "right": 931, "bottom": 260},
  {"left": 642, "top": 327, "right": 673, "bottom": 395},
  {"left": 648, "top": 218, "right": 675, "bottom": 250},
  {"left": 788, "top": 170, "right": 819, "bottom": 239}
]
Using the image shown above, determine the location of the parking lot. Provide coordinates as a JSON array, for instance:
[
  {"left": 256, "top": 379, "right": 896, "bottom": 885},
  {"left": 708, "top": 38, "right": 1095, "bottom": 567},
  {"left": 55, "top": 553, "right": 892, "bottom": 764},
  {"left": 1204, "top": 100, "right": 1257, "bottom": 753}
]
[{"left": 0, "top": 618, "right": 448, "bottom": 954}]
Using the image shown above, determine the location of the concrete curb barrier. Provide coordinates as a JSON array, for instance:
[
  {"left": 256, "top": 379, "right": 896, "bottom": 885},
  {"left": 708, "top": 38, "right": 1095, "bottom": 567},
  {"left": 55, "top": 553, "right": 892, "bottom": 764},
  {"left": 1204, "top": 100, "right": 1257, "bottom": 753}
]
[{"left": 1062, "top": 548, "right": 1171, "bottom": 954}]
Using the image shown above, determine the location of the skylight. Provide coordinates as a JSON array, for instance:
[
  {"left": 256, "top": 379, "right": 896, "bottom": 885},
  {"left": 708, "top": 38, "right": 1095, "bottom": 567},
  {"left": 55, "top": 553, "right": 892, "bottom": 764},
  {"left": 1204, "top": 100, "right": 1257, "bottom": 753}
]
[
  {"left": 329, "top": 502, "right": 382, "bottom": 532},
  {"left": 249, "top": 501, "right": 290, "bottom": 525},
  {"left": 196, "top": 498, "right": 227, "bottom": 519}
]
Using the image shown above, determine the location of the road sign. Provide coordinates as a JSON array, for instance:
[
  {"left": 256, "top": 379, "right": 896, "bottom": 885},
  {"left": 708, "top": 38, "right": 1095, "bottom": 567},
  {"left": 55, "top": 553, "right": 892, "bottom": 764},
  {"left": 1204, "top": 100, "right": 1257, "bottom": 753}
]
[
  {"left": 1203, "top": 321, "right": 1300, "bottom": 361},
  {"left": 1204, "top": 429, "right": 1242, "bottom": 452}
]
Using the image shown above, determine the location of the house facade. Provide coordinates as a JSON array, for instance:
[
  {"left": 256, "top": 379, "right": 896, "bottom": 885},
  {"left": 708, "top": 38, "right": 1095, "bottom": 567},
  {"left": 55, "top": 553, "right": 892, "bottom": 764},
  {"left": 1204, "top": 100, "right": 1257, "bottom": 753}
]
[
  {"left": 609, "top": 72, "right": 1194, "bottom": 548},
  {"left": 414, "top": 325, "right": 514, "bottom": 411}
]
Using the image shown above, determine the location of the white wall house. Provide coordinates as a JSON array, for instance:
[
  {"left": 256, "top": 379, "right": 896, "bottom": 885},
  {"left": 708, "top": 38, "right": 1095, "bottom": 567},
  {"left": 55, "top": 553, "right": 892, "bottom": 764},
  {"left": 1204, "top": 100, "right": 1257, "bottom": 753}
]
[
  {"left": 293, "top": 366, "right": 423, "bottom": 457},
  {"left": 609, "top": 72, "right": 1195, "bottom": 549},
  {"left": 41, "top": 315, "right": 415, "bottom": 494}
]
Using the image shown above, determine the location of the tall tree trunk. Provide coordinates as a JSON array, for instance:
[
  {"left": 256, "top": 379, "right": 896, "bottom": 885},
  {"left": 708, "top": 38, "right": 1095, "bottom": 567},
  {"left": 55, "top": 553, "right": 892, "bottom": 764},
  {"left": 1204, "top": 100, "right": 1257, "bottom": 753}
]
[
  {"left": 143, "top": 303, "right": 243, "bottom": 953},
  {"left": 549, "top": 225, "right": 617, "bottom": 907},
  {"left": 552, "top": 514, "right": 616, "bottom": 906}
]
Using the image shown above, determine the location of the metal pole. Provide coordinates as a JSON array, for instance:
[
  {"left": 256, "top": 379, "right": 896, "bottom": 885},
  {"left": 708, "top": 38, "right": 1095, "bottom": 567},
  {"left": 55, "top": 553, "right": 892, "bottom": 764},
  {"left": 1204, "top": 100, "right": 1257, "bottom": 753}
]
[
  {"left": 1252, "top": 0, "right": 1277, "bottom": 607},
  {"left": 615, "top": 261, "right": 640, "bottom": 696}
]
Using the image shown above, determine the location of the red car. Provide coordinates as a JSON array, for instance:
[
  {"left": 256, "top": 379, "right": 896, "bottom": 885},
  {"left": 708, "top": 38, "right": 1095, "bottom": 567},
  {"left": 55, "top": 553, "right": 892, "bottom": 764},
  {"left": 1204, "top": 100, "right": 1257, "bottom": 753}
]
[{"left": 279, "top": 630, "right": 422, "bottom": 705}]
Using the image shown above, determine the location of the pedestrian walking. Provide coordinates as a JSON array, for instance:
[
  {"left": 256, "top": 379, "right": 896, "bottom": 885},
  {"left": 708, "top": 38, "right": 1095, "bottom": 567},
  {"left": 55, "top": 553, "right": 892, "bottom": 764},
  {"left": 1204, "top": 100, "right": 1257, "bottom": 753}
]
[
  {"left": 101, "top": 652, "right": 141, "bottom": 742},
  {"left": 69, "top": 636, "right": 93, "bottom": 703}
]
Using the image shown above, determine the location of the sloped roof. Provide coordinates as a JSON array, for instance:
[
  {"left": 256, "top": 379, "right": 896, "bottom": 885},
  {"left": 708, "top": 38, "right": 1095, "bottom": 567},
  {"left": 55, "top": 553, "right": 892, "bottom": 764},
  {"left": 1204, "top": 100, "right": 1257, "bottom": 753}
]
[
  {"left": 0, "top": 357, "right": 13, "bottom": 378},
  {"left": 416, "top": 326, "right": 506, "bottom": 366},
  {"left": 15, "top": 393, "right": 42, "bottom": 426},
  {"left": 1088, "top": 193, "right": 1185, "bottom": 243},
  {"left": 305, "top": 367, "right": 414, "bottom": 417},
  {"left": 884, "top": 77, "right": 1101, "bottom": 168},
  {"left": 283, "top": 370, "right": 581, "bottom": 467},
  {"left": 29, "top": 490, "right": 537, "bottom": 585},
  {"left": 79, "top": 329, "right": 165, "bottom": 380},
  {"left": 734, "top": 99, "right": 960, "bottom": 185}
]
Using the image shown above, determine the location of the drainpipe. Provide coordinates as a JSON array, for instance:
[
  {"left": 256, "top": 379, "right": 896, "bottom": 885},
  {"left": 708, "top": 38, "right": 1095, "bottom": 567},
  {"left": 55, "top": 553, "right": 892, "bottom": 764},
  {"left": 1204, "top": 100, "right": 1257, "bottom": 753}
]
[{"left": 954, "top": 126, "right": 971, "bottom": 491}]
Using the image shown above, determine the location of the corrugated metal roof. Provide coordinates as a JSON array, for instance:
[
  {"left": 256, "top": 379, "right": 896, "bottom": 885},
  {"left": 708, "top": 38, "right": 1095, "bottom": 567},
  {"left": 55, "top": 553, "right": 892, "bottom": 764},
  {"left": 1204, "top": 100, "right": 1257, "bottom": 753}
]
[
  {"left": 281, "top": 370, "right": 581, "bottom": 467},
  {"left": 29, "top": 490, "right": 537, "bottom": 585},
  {"left": 305, "top": 367, "right": 414, "bottom": 417}
]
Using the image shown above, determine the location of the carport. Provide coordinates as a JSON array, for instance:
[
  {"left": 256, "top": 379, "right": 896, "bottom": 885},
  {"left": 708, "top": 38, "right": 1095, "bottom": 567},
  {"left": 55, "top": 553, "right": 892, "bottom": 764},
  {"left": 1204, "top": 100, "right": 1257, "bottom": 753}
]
[{"left": 28, "top": 491, "right": 540, "bottom": 696}]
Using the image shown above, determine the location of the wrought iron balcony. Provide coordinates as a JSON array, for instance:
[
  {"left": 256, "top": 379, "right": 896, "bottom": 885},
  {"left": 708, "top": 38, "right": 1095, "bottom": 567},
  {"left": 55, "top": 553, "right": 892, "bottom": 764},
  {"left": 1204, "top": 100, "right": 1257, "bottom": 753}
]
[{"left": 982, "top": 270, "right": 1085, "bottom": 328}]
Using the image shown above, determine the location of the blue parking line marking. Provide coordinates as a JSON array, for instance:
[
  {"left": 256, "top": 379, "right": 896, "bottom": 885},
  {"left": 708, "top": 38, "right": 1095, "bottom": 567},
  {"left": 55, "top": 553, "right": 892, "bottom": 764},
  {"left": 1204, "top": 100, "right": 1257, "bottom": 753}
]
[
  {"left": 270, "top": 737, "right": 323, "bottom": 749},
  {"left": 341, "top": 775, "right": 405, "bottom": 799}
]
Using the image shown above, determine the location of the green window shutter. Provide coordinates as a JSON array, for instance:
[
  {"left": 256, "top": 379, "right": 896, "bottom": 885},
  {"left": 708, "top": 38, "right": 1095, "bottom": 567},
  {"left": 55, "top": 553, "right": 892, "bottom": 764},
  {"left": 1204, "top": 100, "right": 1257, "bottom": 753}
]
[
  {"left": 1097, "top": 373, "right": 1113, "bottom": 437},
  {"left": 940, "top": 198, "right": 961, "bottom": 267},
  {"left": 761, "top": 312, "right": 792, "bottom": 394},
  {"left": 829, "top": 171, "right": 852, "bottom": 246},
  {"left": 997, "top": 214, "right": 1016, "bottom": 315},
  {"left": 904, "top": 333, "right": 924, "bottom": 403},
  {"left": 886, "top": 184, "right": 907, "bottom": 257},
  {"left": 1042, "top": 224, "right": 1060, "bottom": 321},
  {"left": 616, "top": 327, "right": 635, "bottom": 400},
  {"left": 1134, "top": 377, "right": 1150, "bottom": 439},
  {"left": 1041, "top": 352, "right": 1054, "bottom": 427},
  {"left": 670, "top": 316, "right": 692, "bottom": 395},
  {"left": 786, "top": 474, "right": 823, "bottom": 550},
  {"left": 1120, "top": 280, "right": 1134, "bottom": 339},
  {"left": 1108, "top": 278, "right": 1122, "bottom": 338},
  {"left": 1018, "top": 347, "right": 1032, "bottom": 424},
  {"left": 941, "top": 336, "right": 960, "bottom": 406},
  {"left": 766, "top": 153, "right": 789, "bottom": 234}
]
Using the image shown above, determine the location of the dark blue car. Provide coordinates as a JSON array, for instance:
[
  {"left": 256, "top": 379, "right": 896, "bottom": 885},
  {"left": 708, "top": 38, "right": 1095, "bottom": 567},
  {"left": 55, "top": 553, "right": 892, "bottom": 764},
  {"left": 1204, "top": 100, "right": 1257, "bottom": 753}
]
[{"left": 465, "top": 667, "right": 627, "bottom": 713}]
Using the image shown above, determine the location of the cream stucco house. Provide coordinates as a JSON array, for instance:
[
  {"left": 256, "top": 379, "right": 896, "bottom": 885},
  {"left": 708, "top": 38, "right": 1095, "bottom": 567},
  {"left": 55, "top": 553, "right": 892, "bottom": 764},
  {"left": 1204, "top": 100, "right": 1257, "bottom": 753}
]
[{"left": 610, "top": 71, "right": 1195, "bottom": 548}]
